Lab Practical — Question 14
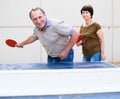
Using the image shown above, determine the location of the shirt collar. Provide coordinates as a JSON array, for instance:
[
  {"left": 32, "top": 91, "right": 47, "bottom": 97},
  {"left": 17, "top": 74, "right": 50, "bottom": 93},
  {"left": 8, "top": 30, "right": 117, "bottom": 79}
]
[{"left": 46, "top": 18, "right": 50, "bottom": 27}]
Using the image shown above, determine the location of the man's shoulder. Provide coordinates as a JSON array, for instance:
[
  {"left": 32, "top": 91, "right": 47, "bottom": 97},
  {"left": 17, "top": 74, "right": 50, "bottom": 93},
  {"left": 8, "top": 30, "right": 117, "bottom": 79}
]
[
  {"left": 48, "top": 18, "right": 64, "bottom": 25},
  {"left": 34, "top": 26, "right": 39, "bottom": 30}
]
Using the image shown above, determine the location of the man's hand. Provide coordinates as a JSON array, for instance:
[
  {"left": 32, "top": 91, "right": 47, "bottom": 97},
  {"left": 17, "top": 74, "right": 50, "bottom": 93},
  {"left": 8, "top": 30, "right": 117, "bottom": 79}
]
[
  {"left": 15, "top": 43, "right": 23, "bottom": 48},
  {"left": 59, "top": 50, "right": 69, "bottom": 60}
]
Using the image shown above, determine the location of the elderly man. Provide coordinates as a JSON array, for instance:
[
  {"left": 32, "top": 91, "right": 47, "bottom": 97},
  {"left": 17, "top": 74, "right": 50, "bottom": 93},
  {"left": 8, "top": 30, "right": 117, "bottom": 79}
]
[{"left": 16, "top": 7, "right": 79, "bottom": 63}]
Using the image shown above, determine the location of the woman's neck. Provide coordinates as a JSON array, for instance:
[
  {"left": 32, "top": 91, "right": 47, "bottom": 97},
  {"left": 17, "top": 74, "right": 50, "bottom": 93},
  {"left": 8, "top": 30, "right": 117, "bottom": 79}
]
[{"left": 85, "top": 19, "right": 93, "bottom": 26}]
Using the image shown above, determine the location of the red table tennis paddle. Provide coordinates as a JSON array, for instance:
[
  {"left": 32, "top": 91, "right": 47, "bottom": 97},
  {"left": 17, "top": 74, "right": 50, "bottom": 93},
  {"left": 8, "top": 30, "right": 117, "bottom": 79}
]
[
  {"left": 76, "top": 35, "right": 82, "bottom": 43},
  {"left": 5, "top": 39, "right": 17, "bottom": 47}
]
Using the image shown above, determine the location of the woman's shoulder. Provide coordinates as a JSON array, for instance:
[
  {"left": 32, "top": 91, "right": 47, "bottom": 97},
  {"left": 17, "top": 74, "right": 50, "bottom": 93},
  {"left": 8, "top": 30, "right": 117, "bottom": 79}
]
[
  {"left": 93, "top": 22, "right": 101, "bottom": 26},
  {"left": 93, "top": 22, "right": 101, "bottom": 29}
]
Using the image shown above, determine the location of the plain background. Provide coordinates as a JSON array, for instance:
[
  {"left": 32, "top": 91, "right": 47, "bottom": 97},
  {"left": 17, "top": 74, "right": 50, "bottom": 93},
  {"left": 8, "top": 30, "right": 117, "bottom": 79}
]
[{"left": 0, "top": 0, "right": 120, "bottom": 63}]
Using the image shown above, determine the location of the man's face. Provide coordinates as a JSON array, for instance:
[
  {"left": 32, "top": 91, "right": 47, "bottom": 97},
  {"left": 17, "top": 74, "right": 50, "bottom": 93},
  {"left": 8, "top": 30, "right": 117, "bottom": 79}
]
[{"left": 31, "top": 10, "right": 46, "bottom": 29}]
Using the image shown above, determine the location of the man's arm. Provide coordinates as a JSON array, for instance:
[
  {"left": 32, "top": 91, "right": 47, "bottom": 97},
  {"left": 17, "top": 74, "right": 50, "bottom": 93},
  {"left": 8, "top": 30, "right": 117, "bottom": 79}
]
[
  {"left": 15, "top": 36, "right": 36, "bottom": 48},
  {"left": 59, "top": 30, "right": 79, "bottom": 60}
]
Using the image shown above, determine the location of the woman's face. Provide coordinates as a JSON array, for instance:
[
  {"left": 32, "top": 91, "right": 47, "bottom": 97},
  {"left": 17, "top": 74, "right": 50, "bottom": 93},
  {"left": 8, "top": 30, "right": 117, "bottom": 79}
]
[{"left": 81, "top": 11, "right": 91, "bottom": 20}]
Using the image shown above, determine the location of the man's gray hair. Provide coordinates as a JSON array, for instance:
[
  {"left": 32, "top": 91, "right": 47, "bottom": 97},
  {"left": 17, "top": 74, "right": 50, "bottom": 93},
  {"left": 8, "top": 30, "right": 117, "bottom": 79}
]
[{"left": 29, "top": 7, "right": 45, "bottom": 19}]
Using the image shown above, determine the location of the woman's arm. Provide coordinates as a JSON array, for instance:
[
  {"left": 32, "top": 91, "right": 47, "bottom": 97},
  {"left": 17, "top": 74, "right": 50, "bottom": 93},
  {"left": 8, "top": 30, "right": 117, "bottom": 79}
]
[{"left": 96, "top": 29, "right": 106, "bottom": 60}]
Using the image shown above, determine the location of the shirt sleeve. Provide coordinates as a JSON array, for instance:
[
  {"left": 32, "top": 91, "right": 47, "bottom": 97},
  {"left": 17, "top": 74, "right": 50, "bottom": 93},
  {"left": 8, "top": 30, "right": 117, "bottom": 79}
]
[
  {"left": 95, "top": 22, "right": 101, "bottom": 30},
  {"left": 32, "top": 27, "right": 39, "bottom": 40}
]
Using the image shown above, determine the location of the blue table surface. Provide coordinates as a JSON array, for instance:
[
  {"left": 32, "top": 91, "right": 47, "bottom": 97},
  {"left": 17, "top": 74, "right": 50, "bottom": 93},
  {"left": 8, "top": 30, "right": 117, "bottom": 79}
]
[
  {"left": 1, "top": 92, "right": 120, "bottom": 99},
  {"left": 0, "top": 62, "right": 116, "bottom": 70},
  {"left": 0, "top": 62, "right": 119, "bottom": 99}
]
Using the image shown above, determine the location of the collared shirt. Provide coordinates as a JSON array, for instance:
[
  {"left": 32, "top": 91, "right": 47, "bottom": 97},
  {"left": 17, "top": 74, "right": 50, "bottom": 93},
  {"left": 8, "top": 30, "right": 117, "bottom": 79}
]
[{"left": 33, "top": 18, "right": 74, "bottom": 57}]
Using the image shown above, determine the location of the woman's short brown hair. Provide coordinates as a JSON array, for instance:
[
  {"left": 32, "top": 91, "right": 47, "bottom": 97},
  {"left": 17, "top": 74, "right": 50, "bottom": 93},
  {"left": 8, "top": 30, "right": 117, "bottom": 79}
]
[{"left": 80, "top": 5, "right": 94, "bottom": 18}]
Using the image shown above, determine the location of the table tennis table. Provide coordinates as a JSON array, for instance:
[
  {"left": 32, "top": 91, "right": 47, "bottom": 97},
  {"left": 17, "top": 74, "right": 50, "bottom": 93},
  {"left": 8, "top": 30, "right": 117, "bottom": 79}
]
[{"left": 0, "top": 62, "right": 120, "bottom": 99}]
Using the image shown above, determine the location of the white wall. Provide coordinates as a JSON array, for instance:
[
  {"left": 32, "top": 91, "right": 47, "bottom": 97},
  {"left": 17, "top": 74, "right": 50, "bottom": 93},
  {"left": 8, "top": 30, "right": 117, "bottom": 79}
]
[
  {"left": 112, "top": 0, "right": 120, "bottom": 62},
  {"left": 0, "top": 0, "right": 120, "bottom": 63}
]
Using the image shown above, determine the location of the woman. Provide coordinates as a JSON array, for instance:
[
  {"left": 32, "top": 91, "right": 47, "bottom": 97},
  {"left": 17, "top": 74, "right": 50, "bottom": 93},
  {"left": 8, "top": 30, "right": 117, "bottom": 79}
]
[{"left": 77, "top": 5, "right": 106, "bottom": 62}]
